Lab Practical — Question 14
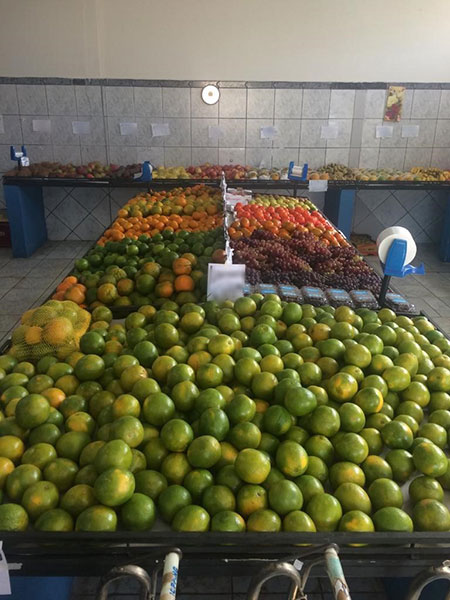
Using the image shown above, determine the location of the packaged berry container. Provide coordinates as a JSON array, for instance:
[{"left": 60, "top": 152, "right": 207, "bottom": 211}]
[
  {"left": 384, "top": 293, "right": 415, "bottom": 314},
  {"left": 242, "top": 283, "right": 253, "bottom": 296},
  {"left": 325, "top": 288, "right": 354, "bottom": 308},
  {"left": 349, "top": 289, "right": 379, "bottom": 310},
  {"left": 300, "top": 286, "right": 327, "bottom": 306},
  {"left": 278, "top": 284, "right": 303, "bottom": 303},
  {"left": 256, "top": 283, "right": 279, "bottom": 296}
]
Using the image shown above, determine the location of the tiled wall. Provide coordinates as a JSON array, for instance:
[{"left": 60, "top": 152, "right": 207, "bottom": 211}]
[{"left": 0, "top": 80, "right": 449, "bottom": 241}]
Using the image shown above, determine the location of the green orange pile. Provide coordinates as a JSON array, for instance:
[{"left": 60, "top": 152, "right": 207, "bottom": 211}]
[{"left": 0, "top": 296, "right": 449, "bottom": 534}]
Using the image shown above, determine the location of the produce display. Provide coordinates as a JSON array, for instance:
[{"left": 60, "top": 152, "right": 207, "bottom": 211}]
[
  {"left": 228, "top": 195, "right": 381, "bottom": 294},
  {"left": 5, "top": 162, "right": 450, "bottom": 182},
  {"left": 0, "top": 296, "right": 449, "bottom": 535},
  {"left": 51, "top": 186, "right": 225, "bottom": 310},
  {"left": 5, "top": 162, "right": 142, "bottom": 180}
]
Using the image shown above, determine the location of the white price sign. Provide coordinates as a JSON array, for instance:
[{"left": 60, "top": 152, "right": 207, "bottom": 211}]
[
  {"left": 308, "top": 179, "right": 328, "bottom": 192},
  {"left": 207, "top": 263, "right": 245, "bottom": 301}
]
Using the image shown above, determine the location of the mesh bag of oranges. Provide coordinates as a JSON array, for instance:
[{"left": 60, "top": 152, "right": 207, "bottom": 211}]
[{"left": 8, "top": 300, "right": 91, "bottom": 362}]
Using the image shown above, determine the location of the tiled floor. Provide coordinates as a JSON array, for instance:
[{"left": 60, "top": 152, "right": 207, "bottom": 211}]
[{"left": 0, "top": 240, "right": 92, "bottom": 346}]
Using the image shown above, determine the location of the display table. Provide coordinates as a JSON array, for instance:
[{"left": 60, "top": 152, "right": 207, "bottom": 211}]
[{"left": 3, "top": 176, "right": 450, "bottom": 259}]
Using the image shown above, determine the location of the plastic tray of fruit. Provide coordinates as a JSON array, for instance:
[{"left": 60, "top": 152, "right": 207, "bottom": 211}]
[{"left": 1, "top": 295, "right": 450, "bottom": 548}]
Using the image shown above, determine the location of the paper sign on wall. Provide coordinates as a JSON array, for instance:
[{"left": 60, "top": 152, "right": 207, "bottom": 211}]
[
  {"left": 208, "top": 125, "right": 223, "bottom": 140},
  {"left": 207, "top": 263, "right": 245, "bottom": 301},
  {"left": 376, "top": 125, "right": 393, "bottom": 138},
  {"left": 120, "top": 122, "right": 137, "bottom": 136},
  {"left": 260, "top": 126, "right": 278, "bottom": 139},
  {"left": 402, "top": 125, "right": 420, "bottom": 138},
  {"left": 308, "top": 179, "right": 328, "bottom": 192},
  {"left": 32, "top": 119, "right": 51, "bottom": 133},
  {"left": 0, "top": 116, "right": 4, "bottom": 135},
  {"left": 72, "top": 121, "right": 91, "bottom": 135},
  {"left": 320, "top": 123, "right": 339, "bottom": 139},
  {"left": 151, "top": 123, "right": 170, "bottom": 137}
]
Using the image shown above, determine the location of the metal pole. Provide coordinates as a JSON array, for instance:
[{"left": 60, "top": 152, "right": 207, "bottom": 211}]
[{"left": 378, "top": 274, "right": 391, "bottom": 306}]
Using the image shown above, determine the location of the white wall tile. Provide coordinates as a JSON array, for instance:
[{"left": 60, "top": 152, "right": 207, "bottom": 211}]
[
  {"left": 404, "top": 147, "right": 432, "bottom": 170},
  {"left": 0, "top": 116, "right": 22, "bottom": 145},
  {"left": 162, "top": 88, "right": 190, "bottom": 117},
  {"left": 83, "top": 144, "right": 107, "bottom": 164},
  {"left": 218, "top": 119, "right": 246, "bottom": 147},
  {"left": 134, "top": 87, "right": 163, "bottom": 117},
  {"left": 434, "top": 120, "right": 450, "bottom": 147},
  {"left": 75, "top": 86, "right": 103, "bottom": 116},
  {"left": 136, "top": 147, "right": 164, "bottom": 166},
  {"left": 300, "top": 119, "right": 327, "bottom": 148},
  {"left": 411, "top": 90, "right": 441, "bottom": 119},
  {"left": 53, "top": 145, "right": 81, "bottom": 164},
  {"left": 272, "top": 148, "right": 299, "bottom": 168},
  {"left": 46, "top": 85, "right": 76, "bottom": 116},
  {"left": 108, "top": 146, "right": 138, "bottom": 164},
  {"left": 298, "top": 148, "right": 325, "bottom": 169},
  {"left": 379, "top": 123, "right": 407, "bottom": 148},
  {"left": 191, "top": 147, "right": 219, "bottom": 165},
  {"left": 273, "top": 119, "right": 300, "bottom": 148},
  {"left": 365, "top": 90, "right": 386, "bottom": 118},
  {"left": 190, "top": 88, "right": 218, "bottom": 118},
  {"left": 325, "top": 148, "right": 349, "bottom": 164},
  {"left": 106, "top": 116, "right": 136, "bottom": 146},
  {"left": 247, "top": 89, "right": 274, "bottom": 118},
  {"left": 431, "top": 147, "right": 450, "bottom": 168},
  {"left": 164, "top": 147, "right": 191, "bottom": 166},
  {"left": 376, "top": 196, "right": 407, "bottom": 226},
  {"left": 438, "top": 91, "right": 450, "bottom": 119},
  {"left": 302, "top": 89, "right": 330, "bottom": 118},
  {"left": 0, "top": 84, "right": 19, "bottom": 115},
  {"left": 329, "top": 90, "right": 355, "bottom": 118},
  {"left": 326, "top": 119, "right": 352, "bottom": 148},
  {"left": 218, "top": 89, "right": 247, "bottom": 118},
  {"left": 17, "top": 85, "right": 48, "bottom": 115},
  {"left": 378, "top": 148, "right": 406, "bottom": 170},
  {"left": 104, "top": 86, "right": 134, "bottom": 117},
  {"left": 21, "top": 117, "right": 51, "bottom": 145},
  {"left": 246, "top": 119, "right": 273, "bottom": 148},
  {"left": 218, "top": 147, "right": 246, "bottom": 165},
  {"left": 359, "top": 148, "right": 379, "bottom": 169},
  {"left": 163, "top": 118, "right": 191, "bottom": 147},
  {"left": 51, "top": 116, "right": 80, "bottom": 145},
  {"left": 274, "top": 89, "right": 302, "bottom": 119},
  {"left": 245, "top": 148, "right": 272, "bottom": 168},
  {"left": 191, "top": 118, "right": 219, "bottom": 148},
  {"left": 404, "top": 120, "right": 436, "bottom": 148},
  {"left": 352, "top": 213, "right": 384, "bottom": 238},
  {"left": 361, "top": 119, "right": 381, "bottom": 148}
]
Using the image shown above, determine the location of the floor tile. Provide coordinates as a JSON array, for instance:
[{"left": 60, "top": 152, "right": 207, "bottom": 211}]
[
  {"left": 0, "top": 277, "right": 21, "bottom": 298},
  {"left": 0, "top": 258, "right": 42, "bottom": 277}
]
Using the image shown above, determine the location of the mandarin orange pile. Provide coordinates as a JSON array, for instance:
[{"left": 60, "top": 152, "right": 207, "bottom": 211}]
[{"left": 98, "top": 186, "right": 223, "bottom": 245}]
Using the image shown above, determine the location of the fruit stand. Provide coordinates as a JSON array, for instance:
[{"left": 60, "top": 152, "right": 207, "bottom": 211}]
[
  {"left": 3, "top": 171, "right": 450, "bottom": 260},
  {"left": 1, "top": 170, "right": 450, "bottom": 596}
]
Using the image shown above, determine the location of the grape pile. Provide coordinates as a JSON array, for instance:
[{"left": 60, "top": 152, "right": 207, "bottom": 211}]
[{"left": 232, "top": 230, "right": 382, "bottom": 293}]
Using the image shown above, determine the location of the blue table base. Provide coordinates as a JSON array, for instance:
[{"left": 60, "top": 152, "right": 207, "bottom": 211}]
[
  {"left": 323, "top": 188, "right": 355, "bottom": 240},
  {"left": 4, "top": 185, "right": 47, "bottom": 257}
]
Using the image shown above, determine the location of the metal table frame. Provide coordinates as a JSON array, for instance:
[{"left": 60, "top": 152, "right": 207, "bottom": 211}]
[{"left": 3, "top": 176, "right": 450, "bottom": 260}]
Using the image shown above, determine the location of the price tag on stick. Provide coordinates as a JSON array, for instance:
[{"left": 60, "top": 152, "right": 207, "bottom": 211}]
[
  {"left": 207, "top": 264, "right": 245, "bottom": 301},
  {"left": 0, "top": 542, "right": 11, "bottom": 595}
]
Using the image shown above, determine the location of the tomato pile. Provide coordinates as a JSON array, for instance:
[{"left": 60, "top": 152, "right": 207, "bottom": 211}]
[{"left": 0, "top": 295, "right": 449, "bottom": 534}]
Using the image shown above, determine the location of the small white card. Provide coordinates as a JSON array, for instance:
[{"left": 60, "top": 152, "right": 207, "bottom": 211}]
[
  {"left": 0, "top": 116, "right": 4, "bottom": 135},
  {"left": 321, "top": 123, "right": 339, "bottom": 139},
  {"left": 120, "top": 122, "right": 137, "bottom": 136},
  {"left": 72, "top": 121, "right": 91, "bottom": 135},
  {"left": 207, "top": 263, "right": 246, "bottom": 301},
  {"left": 32, "top": 119, "right": 51, "bottom": 133},
  {"left": 260, "top": 126, "right": 278, "bottom": 139},
  {"left": 151, "top": 122, "right": 170, "bottom": 137},
  {"left": 308, "top": 179, "right": 328, "bottom": 192},
  {"left": 376, "top": 125, "right": 393, "bottom": 138},
  {"left": 402, "top": 125, "right": 420, "bottom": 138},
  {"left": 208, "top": 125, "right": 223, "bottom": 140},
  {"left": 0, "top": 543, "right": 11, "bottom": 595}
]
